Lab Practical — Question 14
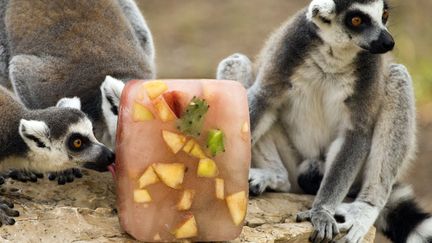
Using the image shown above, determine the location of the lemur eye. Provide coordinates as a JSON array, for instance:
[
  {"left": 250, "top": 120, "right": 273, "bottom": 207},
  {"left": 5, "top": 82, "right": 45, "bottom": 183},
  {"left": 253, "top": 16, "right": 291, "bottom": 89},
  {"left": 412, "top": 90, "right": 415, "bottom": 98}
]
[
  {"left": 382, "top": 10, "right": 389, "bottom": 23},
  {"left": 68, "top": 133, "right": 89, "bottom": 152},
  {"left": 73, "top": 139, "right": 82, "bottom": 148},
  {"left": 351, "top": 16, "right": 363, "bottom": 27}
]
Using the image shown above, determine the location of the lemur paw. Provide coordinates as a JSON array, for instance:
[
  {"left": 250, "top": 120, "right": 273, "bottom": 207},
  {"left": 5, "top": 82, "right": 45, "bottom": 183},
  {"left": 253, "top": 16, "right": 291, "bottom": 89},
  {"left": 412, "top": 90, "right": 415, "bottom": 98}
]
[
  {"left": 297, "top": 208, "right": 339, "bottom": 243},
  {"left": 216, "top": 53, "right": 253, "bottom": 86},
  {"left": 7, "top": 170, "right": 43, "bottom": 183},
  {"left": 48, "top": 168, "right": 83, "bottom": 185},
  {"left": 0, "top": 198, "right": 19, "bottom": 226},
  {"left": 248, "top": 168, "right": 269, "bottom": 196},
  {"left": 335, "top": 202, "right": 379, "bottom": 243}
]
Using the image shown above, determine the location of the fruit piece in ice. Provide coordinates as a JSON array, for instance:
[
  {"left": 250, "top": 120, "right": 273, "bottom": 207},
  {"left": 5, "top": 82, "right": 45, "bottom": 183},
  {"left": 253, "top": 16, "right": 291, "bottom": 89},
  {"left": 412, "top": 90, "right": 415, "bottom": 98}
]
[
  {"left": 133, "top": 189, "right": 152, "bottom": 203},
  {"left": 162, "top": 130, "right": 187, "bottom": 154},
  {"left": 138, "top": 166, "right": 160, "bottom": 189},
  {"left": 153, "top": 96, "right": 177, "bottom": 122},
  {"left": 132, "top": 102, "right": 154, "bottom": 122},
  {"left": 153, "top": 233, "right": 161, "bottom": 241},
  {"left": 215, "top": 178, "right": 225, "bottom": 200},
  {"left": 207, "top": 129, "right": 225, "bottom": 157},
  {"left": 226, "top": 191, "right": 247, "bottom": 226},
  {"left": 183, "top": 139, "right": 207, "bottom": 159},
  {"left": 177, "top": 189, "right": 195, "bottom": 211},
  {"left": 143, "top": 80, "right": 168, "bottom": 100},
  {"left": 173, "top": 214, "right": 198, "bottom": 239},
  {"left": 163, "top": 91, "right": 188, "bottom": 118},
  {"left": 177, "top": 97, "right": 209, "bottom": 137},
  {"left": 197, "top": 158, "right": 219, "bottom": 178},
  {"left": 152, "top": 163, "right": 185, "bottom": 189},
  {"left": 241, "top": 121, "right": 250, "bottom": 141}
]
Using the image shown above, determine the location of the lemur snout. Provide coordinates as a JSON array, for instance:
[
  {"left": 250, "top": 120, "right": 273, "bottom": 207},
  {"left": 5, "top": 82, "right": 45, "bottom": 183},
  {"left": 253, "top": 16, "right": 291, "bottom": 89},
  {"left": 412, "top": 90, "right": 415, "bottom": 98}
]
[
  {"left": 369, "top": 30, "right": 395, "bottom": 54},
  {"left": 83, "top": 146, "right": 115, "bottom": 172}
]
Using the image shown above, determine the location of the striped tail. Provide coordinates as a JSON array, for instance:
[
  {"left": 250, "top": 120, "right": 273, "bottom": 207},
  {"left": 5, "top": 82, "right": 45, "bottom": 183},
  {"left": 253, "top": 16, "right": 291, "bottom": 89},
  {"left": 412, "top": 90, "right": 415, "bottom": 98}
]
[{"left": 376, "top": 184, "right": 432, "bottom": 243}]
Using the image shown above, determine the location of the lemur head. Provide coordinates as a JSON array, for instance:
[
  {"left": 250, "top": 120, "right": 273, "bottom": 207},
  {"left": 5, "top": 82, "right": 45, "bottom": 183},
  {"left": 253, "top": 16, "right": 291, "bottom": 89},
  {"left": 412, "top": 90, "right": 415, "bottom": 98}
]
[
  {"left": 19, "top": 97, "right": 115, "bottom": 172},
  {"left": 100, "top": 76, "right": 125, "bottom": 149},
  {"left": 307, "top": 0, "right": 394, "bottom": 54}
]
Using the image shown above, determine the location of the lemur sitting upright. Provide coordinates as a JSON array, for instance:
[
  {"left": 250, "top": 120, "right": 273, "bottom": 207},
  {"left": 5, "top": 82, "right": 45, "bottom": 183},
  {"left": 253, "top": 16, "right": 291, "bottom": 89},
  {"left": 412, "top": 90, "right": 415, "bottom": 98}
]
[
  {"left": 0, "top": 0, "right": 155, "bottom": 183},
  {"left": 0, "top": 85, "right": 114, "bottom": 226},
  {"left": 217, "top": 0, "right": 431, "bottom": 242}
]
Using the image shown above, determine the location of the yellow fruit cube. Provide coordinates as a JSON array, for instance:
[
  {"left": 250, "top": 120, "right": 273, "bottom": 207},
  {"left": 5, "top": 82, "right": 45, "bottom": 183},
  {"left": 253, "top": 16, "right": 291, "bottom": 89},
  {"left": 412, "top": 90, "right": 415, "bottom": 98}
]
[
  {"left": 132, "top": 102, "right": 154, "bottom": 122},
  {"left": 133, "top": 189, "right": 152, "bottom": 203},
  {"left": 226, "top": 191, "right": 248, "bottom": 226},
  {"left": 152, "top": 163, "right": 185, "bottom": 189},
  {"left": 174, "top": 214, "right": 198, "bottom": 239},
  {"left": 215, "top": 178, "right": 225, "bottom": 200},
  {"left": 162, "top": 130, "right": 187, "bottom": 154},
  {"left": 177, "top": 189, "right": 195, "bottom": 211},
  {"left": 138, "top": 166, "right": 159, "bottom": 189},
  {"left": 197, "top": 158, "right": 219, "bottom": 178},
  {"left": 143, "top": 80, "right": 168, "bottom": 100}
]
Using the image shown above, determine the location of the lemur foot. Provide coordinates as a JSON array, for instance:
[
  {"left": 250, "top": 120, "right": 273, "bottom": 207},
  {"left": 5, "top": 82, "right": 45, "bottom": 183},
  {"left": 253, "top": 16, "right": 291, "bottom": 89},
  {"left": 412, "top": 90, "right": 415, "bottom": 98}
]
[
  {"left": 216, "top": 53, "right": 253, "bottom": 87},
  {"left": 335, "top": 202, "right": 379, "bottom": 243},
  {"left": 0, "top": 198, "right": 19, "bottom": 226},
  {"left": 48, "top": 168, "right": 83, "bottom": 185},
  {"left": 248, "top": 168, "right": 291, "bottom": 197},
  {"left": 7, "top": 170, "right": 43, "bottom": 183},
  {"left": 297, "top": 208, "right": 339, "bottom": 243}
]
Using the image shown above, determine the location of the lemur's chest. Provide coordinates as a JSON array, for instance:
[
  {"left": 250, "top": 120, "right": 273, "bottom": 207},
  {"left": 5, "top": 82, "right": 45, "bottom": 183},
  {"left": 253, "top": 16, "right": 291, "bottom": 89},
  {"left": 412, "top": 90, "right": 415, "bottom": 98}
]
[{"left": 280, "top": 60, "right": 356, "bottom": 159}]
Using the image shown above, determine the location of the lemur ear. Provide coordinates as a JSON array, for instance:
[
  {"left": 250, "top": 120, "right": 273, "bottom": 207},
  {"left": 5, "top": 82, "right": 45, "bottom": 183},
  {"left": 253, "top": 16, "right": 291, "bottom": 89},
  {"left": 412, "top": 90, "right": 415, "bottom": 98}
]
[
  {"left": 56, "top": 97, "right": 81, "bottom": 110},
  {"left": 307, "top": 0, "right": 336, "bottom": 24},
  {"left": 100, "top": 76, "right": 125, "bottom": 116},
  {"left": 19, "top": 120, "right": 50, "bottom": 148}
]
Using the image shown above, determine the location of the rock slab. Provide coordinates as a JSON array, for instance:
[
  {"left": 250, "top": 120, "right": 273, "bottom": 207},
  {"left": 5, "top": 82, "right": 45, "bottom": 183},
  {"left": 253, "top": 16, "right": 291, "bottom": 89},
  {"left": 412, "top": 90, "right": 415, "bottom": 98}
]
[{"left": 0, "top": 170, "right": 375, "bottom": 242}]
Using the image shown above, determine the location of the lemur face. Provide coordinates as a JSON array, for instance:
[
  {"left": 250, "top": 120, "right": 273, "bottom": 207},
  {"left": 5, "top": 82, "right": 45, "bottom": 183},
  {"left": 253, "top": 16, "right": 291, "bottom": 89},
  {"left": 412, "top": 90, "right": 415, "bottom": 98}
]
[
  {"left": 308, "top": 0, "right": 394, "bottom": 54},
  {"left": 19, "top": 98, "right": 115, "bottom": 172}
]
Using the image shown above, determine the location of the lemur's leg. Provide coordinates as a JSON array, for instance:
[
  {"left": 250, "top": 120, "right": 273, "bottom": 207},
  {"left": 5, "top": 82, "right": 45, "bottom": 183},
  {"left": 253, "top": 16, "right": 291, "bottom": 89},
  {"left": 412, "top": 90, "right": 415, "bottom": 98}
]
[
  {"left": 249, "top": 124, "right": 297, "bottom": 196},
  {"left": 334, "top": 64, "right": 419, "bottom": 243},
  {"left": 117, "top": 0, "right": 155, "bottom": 79},
  {"left": 216, "top": 53, "right": 254, "bottom": 88}
]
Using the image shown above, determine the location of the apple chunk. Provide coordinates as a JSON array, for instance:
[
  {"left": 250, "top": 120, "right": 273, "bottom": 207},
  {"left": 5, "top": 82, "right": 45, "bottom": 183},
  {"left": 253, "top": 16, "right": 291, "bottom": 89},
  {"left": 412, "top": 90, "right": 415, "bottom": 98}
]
[
  {"left": 162, "top": 130, "right": 187, "bottom": 154},
  {"left": 143, "top": 80, "right": 168, "bottom": 100},
  {"left": 215, "top": 178, "right": 225, "bottom": 200},
  {"left": 138, "top": 166, "right": 159, "bottom": 188},
  {"left": 153, "top": 96, "right": 177, "bottom": 122},
  {"left": 132, "top": 102, "right": 154, "bottom": 122},
  {"left": 133, "top": 189, "right": 152, "bottom": 203},
  {"left": 152, "top": 163, "right": 185, "bottom": 189},
  {"left": 183, "top": 139, "right": 207, "bottom": 159},
  {"left": 226, "top": 191, "right": 247, "bottom": 226},
  {"left": 197, "top": 158, "right": 219, "bottom": 178},
  {"left": 173, "top": 214, "right": 198, "bottom": 239},
  {"left": 177, "top": 189, "right": 195, "bottom": 211}
]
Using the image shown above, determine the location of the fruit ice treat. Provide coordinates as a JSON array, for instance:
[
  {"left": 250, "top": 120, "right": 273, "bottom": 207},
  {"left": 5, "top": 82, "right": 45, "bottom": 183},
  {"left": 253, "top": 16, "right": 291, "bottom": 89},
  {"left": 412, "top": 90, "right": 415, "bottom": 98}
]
[{"left": 115, "top": 80, "right": 251, "bottom": 242}]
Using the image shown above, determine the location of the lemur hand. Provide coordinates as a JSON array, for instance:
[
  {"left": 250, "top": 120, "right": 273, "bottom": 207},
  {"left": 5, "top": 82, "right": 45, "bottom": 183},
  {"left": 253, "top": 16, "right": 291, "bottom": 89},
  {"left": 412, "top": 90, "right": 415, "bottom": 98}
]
[
  {"left": 335, "top": 202, "right": 379, "bottom": 243},
  {"left": 48, "top": 168, "right": 83, "bottom": 185},
  {"left": 0, "top": 197, "right": 19, "bottom": 226},
  {"left": 297, "top": 208, "right": 339, "bottom": 243}
]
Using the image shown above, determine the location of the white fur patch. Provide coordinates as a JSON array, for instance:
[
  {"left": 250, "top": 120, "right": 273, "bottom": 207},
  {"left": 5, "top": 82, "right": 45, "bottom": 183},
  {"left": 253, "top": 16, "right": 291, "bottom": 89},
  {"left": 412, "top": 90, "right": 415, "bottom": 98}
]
[
  {"left": 19, "top": 119, "right": 49, "bottom": 140},
  {"left": 307, "top": 0, "right": 336, "bottom": 21},
  {"left": 100, "top": 75, "right": 124, "bottom": 148},
  {"left": 407, "top": 217, "right": 432, "bottom": 243},
  {"left": 56, "top": 97, "right": 81, "bottom": 110},
  {"left": 351, "top": 1, "right": 386, "bottom": 28}
]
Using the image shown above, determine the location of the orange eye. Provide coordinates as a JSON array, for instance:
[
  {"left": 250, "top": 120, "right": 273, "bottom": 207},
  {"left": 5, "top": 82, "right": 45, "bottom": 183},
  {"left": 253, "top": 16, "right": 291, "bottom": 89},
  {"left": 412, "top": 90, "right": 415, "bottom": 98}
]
[
  {"left": 73, "top": 139, "right": 82, "bottom": 148},
  {"left": 382, "top": 10, "right": 389, "bottom": 23},
  {"left": 351, "top": 16, "right": 362, "bottom": 27}
]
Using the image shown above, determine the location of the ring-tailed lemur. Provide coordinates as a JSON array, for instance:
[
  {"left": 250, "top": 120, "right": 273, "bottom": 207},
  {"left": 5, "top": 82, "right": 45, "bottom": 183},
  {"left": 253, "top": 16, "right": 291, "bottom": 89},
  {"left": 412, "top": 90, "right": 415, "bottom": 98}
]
[
  {"left": 217, "top": 0, "right": 431, "bottom": 242},
  {"left": 0, "top": 0, "right": 155, "bottom": 183},
  {"left": 0, "top": 86, "right": 114, "bottom": 226}
]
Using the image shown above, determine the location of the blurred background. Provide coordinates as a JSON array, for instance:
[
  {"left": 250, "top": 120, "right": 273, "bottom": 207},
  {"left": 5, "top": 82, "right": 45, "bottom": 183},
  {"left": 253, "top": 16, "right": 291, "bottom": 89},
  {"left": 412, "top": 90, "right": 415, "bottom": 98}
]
[{"left": 136, "top": 1, "right": 431, "bottom": 242}]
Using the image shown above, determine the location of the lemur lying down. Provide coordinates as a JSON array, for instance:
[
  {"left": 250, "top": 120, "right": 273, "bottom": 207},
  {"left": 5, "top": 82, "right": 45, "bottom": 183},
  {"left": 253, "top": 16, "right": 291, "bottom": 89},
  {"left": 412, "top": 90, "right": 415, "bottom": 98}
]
[
  {"left": 217, "top": 0, "right": 431, "bottom": 242},
  {"left": 0, "top": 86, "right": 114, "bottom": 226}
]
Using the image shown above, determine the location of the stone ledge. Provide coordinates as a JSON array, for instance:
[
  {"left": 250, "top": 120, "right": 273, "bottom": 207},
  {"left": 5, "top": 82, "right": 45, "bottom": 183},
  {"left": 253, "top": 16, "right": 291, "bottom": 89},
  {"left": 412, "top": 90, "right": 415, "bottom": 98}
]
[{"left": 0, "top": 171, "right": 375, "bottom": 242}]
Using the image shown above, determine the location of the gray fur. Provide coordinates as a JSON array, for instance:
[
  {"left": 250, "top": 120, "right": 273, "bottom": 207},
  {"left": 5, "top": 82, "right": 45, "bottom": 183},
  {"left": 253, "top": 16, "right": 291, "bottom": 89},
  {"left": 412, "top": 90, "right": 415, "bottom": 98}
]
[
  {"left": 217, "top": 0, "right": 429, "bottom": 242},
  {"left": 0, "top": 0, "right": 155, "bottom": 145}
]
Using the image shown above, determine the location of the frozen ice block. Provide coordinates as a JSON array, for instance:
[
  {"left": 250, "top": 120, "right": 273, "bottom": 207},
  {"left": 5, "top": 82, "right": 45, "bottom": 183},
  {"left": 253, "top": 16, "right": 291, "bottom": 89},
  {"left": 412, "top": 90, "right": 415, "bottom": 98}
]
[{"left": 115, "top": 80, "right": 251, "bottom": 242}]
